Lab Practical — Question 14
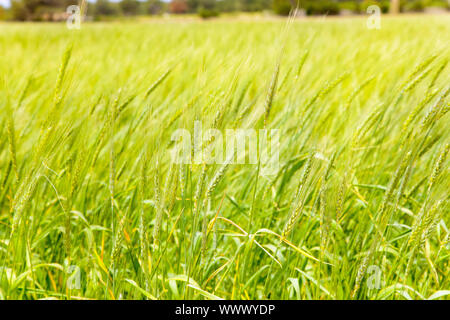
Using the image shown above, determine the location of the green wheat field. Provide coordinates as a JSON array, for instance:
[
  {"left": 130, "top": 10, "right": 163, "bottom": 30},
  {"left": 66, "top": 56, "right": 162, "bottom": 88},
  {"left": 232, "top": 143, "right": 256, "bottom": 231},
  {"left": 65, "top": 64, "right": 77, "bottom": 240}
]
[{"left": 0, "top": 15, "right": 449, "bottom": 300}]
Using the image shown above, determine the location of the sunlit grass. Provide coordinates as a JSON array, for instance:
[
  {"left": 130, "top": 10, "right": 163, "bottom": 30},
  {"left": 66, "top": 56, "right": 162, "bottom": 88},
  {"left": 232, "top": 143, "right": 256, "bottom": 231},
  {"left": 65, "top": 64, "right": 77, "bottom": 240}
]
[{"left": 0, "top": 16, "right": 449, "bottom": 300}]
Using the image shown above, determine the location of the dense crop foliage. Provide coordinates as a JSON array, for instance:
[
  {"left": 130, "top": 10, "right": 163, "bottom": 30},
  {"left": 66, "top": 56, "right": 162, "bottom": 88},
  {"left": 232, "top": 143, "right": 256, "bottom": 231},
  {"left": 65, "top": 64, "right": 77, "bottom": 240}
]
[{"left": 0, "top": 16, "right": 449, "bottom": 300}]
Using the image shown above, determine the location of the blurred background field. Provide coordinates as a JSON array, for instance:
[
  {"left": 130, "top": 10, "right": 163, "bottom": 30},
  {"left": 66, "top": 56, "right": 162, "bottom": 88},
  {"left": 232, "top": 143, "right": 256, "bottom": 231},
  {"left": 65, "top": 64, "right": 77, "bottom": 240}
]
[{"left": 0, "top": 0, "right": 448, "bottom": 21}]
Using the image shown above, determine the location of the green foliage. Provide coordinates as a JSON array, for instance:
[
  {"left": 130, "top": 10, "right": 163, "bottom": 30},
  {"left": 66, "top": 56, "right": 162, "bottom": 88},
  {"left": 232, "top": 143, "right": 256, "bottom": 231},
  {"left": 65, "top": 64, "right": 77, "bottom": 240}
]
[
  {"left": 4, "top": 0, "right": 450, "bottom": 20},
  {"left": 403, "top": 0, "right": 425, "bottom": 11},
  {"left": 242, "top": 0, "right": 272, "bottom": 11},
  {"left": 119, "top": 0, "right": 140, "bottom": 15},
  {"left": 0, "top": 16, "right": 449, "bottom": 301},
  {"left": 10, "top": 0, "right": 28, "bottom": 21},
  {"left": 198, "top": 7, "right": 220, "bottom": 18},
  {"left": 95, "top": 0, "right": 120, "bottom": 16},
  {"left": 304, "top": 0, "right": 340, "bottom": 15},
  {"left": 360, "top": 0, "right": 391, "bottom": 13},
  {"left": 272, "top": 0, "right": 291, "bottom": 16},
  {"left": 339, "top": 1, "right": 360, "bottom": 12},
  {"left": 424, "top": 0, "right": 449, "bottom": 8}
]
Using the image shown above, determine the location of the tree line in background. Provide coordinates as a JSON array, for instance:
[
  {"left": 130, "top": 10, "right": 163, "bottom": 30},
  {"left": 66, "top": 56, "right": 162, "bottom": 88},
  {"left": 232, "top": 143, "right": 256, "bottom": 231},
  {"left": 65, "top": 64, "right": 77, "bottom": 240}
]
[{"left": 0, "top": 0, "right": 448, "bottom": 21}]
